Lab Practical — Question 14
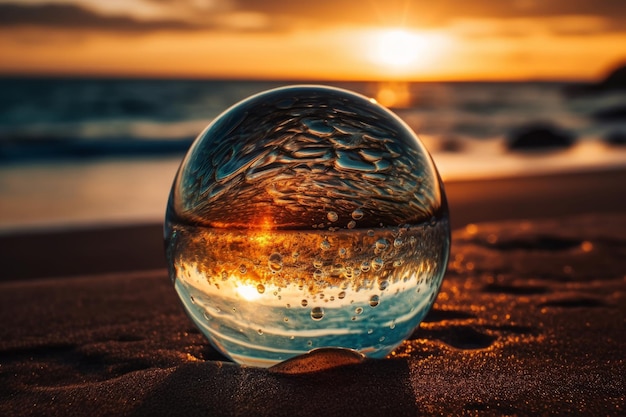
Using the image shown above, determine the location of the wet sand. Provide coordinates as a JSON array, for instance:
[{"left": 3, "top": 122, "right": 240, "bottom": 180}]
[{"left": 0, "top": 168, "right": 624, "bottom": 416}]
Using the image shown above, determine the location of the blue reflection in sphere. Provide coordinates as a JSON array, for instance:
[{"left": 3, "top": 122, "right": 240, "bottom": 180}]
[{"left": 165, "top": 85, "right": 449, "bottom": 367}]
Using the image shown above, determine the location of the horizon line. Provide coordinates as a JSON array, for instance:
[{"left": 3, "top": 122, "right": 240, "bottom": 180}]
[{"left": 0, "top": 71, "right": 597, "bottom": 84}]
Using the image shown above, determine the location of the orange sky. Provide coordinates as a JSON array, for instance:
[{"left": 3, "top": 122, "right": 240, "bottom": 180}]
[{"left": 1, "top": 0, "right": 625, "bottom": 81}]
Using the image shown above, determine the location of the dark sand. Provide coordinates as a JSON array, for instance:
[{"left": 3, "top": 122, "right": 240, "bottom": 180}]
[{"left": 0, "top": 168, "right": 625, "bottom": 416}]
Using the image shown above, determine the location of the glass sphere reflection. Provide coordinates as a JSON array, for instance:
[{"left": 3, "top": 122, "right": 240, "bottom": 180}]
[{"left": 165, "top": 85, "right": 450, "bottom": 367}]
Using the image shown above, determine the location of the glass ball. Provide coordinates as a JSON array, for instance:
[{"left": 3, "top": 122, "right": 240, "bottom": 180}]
[{"left": 165, "top": 85, "right": 449, "bottom": 367}]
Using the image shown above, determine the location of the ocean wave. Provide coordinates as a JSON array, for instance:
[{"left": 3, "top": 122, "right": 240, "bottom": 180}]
[
  {"left": 0, "top": 136, "right": 194, "bottom": 162},
  {"left": 1, "top": 78, "right": 625, "bottom": 164}
]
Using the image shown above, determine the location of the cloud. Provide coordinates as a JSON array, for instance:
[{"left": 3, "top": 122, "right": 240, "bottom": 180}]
[
  {"left": 0, "top": 3, "right": 202, "bottom": 32},
  {"left": 448, "top": 15, "right": 623, "bottom": 40},
  {"left": 0, "top": 2, "right": 289, "bottom": 34},
  {"left": 1, "top": 0, "right": 625, "bottom": 36},
  {"left": 232, "top": 0, "right": 626, "bottom": 31}
]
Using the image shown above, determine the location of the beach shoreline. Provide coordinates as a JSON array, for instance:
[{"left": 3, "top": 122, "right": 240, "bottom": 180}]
[{"left": 1, "top": 166, "right": 625, "bottom": 281}]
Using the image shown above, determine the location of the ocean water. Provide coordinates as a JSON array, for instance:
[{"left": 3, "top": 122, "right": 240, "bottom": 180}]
[{"left": 1, "top": 78, "right": 625, "bottom": 230}]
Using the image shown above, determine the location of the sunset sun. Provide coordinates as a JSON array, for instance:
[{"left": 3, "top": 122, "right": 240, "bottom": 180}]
[
  {"left": 372, "top": 28, "right": 421, "bottom": 69},
  {"left": 366, "top": 27, "right": 452, "bottom": 78}
]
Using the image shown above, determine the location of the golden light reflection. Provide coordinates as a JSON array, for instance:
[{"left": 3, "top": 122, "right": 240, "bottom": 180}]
[
  {"left": 465, "top": 224, "right": 479, "bottom": 235},
  {"left": 581, "top": 241, "right": 593, "bottom": 253},
  {"left": 374, "top": 81, "right": 412, "bottom": 108},
  {"left": 260, "top": 217, "right": 273, "bottom": 231},
  {"left": 252, "top": 233, "right": 272, "bottom": 247},
  {"left": 250, "top": 216, "right": 274, "bottom": 247},
  {"left": 236, "top": 282, "right": 264, "bottom": 301}
]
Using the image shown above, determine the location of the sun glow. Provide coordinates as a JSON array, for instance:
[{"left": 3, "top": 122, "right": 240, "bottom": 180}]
[
  {"left": 372, "top": 28, "right": 421, "bottom": 69},
  {"left": 367, "top": 28, "right": 452, "bottom": 77}
]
